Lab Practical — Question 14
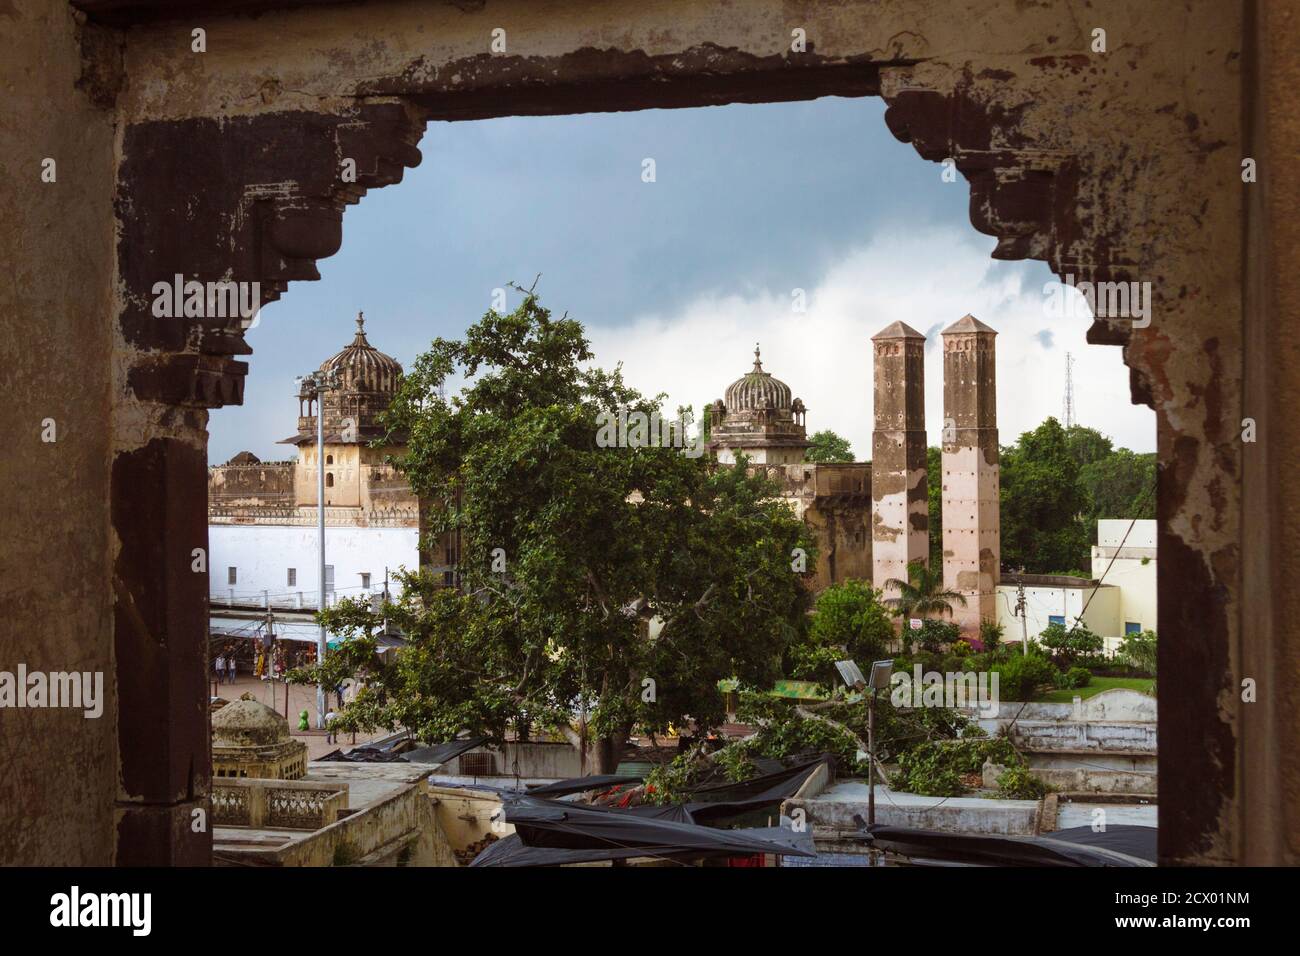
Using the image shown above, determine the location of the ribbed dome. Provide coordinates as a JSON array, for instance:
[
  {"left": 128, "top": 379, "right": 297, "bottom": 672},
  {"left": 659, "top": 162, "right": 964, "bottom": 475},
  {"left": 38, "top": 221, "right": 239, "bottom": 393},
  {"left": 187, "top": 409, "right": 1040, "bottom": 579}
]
[
  {"left": 319, "top": 313, "right": 403, "bottom": 394},
  {"left": 724, "top": 346, "right": 793, "bottom": 412}
]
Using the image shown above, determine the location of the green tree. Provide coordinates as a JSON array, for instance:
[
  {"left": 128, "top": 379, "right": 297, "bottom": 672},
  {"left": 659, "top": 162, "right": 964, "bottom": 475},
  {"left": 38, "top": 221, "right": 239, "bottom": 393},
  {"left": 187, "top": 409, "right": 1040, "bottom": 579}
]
[
  {"left": 999, "top": 417, "right": 1091, "bottom": 573},
  {"left": 297, "top": 289, "right": 816, "bottom": 773},
  {"left": 806, "top": 429, "right": 854, "bottom": 463},
  {"left": 1063, "top": 424, "right": 1114, "bottom": 466},
  {"left": 1078, "top": 448, "right": 1156, "bottom": 526},
  {"left": 789, "top": 580, "right": 893, "bottom": 685},
  {"left": 884, "top": 560, "right": 967, "bottom": 620},
  {"left": 926, "top": 445, "right": 943, "bottom": 568}
]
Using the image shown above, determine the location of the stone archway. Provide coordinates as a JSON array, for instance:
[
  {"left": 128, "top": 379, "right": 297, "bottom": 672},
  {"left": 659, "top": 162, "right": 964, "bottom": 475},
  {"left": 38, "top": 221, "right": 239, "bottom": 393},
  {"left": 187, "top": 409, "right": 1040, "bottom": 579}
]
[{"left": 21, "top": 0, "right": 1285, "bottom": 865}]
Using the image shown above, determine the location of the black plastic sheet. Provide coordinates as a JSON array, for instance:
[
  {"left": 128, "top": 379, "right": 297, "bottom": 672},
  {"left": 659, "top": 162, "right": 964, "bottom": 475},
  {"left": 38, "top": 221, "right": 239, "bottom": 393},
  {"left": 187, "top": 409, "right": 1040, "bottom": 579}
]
[{"left": 858, "top": 822, "right": 1156, "bottom": 867}]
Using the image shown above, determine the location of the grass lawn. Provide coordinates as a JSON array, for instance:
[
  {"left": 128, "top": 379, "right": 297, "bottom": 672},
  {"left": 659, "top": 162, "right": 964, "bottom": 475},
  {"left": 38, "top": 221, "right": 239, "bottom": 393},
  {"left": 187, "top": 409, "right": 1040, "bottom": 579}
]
[{"left": 1036, "top": 675, "right": 1156, "bottom": 703}]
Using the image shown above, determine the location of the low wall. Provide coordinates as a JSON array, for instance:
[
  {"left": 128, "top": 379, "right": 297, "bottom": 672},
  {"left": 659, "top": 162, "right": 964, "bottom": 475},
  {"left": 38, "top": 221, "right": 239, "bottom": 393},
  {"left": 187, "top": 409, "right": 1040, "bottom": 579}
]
[
  {"left": 428, "top": 784, "right": 513, "bottom": 853},
  {"left": 788, "top": 783, "right": 1042, "bottom": 836}
]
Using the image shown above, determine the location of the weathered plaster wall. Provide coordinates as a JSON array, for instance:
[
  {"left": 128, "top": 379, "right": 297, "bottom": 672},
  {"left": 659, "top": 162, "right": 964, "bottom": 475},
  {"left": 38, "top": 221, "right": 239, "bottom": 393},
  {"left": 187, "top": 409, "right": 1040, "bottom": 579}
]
[
  {"left": 942, "top": 321, "right": 999, "bottom": 633},
  {"left": 871, "top": 325, "right": 927, "bottom": 597},
  {"left": 0, "top": 0, "right": 1284, "bottom": 865},
  {"left": 0, "top": 1, "right": 119, "bottom": 865}
]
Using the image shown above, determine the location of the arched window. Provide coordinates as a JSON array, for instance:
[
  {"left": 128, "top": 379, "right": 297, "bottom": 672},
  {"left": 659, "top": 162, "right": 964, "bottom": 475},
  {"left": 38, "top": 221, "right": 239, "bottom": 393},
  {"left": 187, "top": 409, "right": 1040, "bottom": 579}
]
[
  {"left": 326, "top": 454, "right": 333, "bottom": 465},
  {"left": 326, "top": 473, "right": 334, "bottom": 488}
]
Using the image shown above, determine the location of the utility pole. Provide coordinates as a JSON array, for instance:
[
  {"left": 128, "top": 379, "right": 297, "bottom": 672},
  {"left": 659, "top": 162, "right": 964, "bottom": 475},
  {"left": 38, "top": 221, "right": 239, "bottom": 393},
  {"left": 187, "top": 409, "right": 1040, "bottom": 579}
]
[
  {"left": 1015, "top": 582, "right": 1029, "bottom": 655},
  {"left": 296, "top": 368, "right": 339, "bottom": 730}
]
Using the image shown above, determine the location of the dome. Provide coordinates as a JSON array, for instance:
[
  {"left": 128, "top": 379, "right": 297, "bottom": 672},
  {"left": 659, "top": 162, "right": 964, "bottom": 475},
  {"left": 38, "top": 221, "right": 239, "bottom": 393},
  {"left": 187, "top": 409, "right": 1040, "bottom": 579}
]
[
  {"left": 724, "top": 345, "right": 793, "bottom": 412},
  {"left": 211, "top": 695, "right": 292, "bottom": 749},
  {"left": 319, "top": 312, "right": 403, "bottom": 394}
]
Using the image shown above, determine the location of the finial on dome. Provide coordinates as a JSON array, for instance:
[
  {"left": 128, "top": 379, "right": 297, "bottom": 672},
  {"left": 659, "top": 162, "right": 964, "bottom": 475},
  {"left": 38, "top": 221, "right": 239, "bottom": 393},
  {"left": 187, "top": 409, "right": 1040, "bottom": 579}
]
[
  {"left": 356, "top": 311, "right": 365, "bottom": 333},
  {"left": 753, "top": 343, "right": 763, "bottom": 372}
]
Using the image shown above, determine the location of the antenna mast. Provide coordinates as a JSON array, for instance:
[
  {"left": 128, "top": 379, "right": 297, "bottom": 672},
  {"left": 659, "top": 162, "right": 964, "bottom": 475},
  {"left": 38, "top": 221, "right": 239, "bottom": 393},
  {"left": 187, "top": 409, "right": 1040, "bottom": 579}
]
[{"left": 1063, "top": 351, "right": 1076, "bottom": 429}]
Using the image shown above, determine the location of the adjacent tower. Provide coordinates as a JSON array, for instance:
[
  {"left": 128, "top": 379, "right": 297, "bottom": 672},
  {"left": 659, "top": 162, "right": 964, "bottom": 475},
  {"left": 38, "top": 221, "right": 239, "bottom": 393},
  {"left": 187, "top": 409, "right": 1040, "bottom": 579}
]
[
  {"left": 940, "top": 314, "right": 1000, "bottom": 633},
  {"left": 871, "top": 321, "right": 929, "bottom": 600}
]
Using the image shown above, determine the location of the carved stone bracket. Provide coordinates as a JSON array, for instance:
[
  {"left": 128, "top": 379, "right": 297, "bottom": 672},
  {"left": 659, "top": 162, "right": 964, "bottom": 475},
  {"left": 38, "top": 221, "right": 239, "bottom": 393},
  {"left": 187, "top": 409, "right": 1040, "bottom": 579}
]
[
  {"left": 116, "top": 101, "right": 426, "bottom": 408},
  {"left": 881, "top": 81, "right": 1155, "bottom": 406}
]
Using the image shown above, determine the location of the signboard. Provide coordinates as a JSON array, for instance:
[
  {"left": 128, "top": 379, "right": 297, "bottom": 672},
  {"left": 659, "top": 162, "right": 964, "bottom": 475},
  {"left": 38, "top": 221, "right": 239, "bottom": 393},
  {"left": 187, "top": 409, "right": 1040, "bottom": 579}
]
[
  {"left": 909, "top": 618, "right": 923, "bottom": 631},
  {"left": 771, "top": 679, "right": 829, "bottom": 701}
]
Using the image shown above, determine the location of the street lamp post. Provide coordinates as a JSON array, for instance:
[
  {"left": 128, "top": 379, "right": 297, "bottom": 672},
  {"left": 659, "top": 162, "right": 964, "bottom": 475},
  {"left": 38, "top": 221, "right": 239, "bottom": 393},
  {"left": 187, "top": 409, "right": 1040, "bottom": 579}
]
[
  {"left": 297, "top": 369, "right": 339, "bottom": 730},
  {"left": 836, "top": 658, "right": 895, "bottom": 827}
]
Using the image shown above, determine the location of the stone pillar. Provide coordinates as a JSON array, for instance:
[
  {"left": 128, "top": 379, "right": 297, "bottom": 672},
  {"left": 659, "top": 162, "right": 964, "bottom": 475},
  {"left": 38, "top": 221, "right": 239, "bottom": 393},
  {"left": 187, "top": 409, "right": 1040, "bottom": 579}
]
[
  {"left": 871, "top": 321, "right": 929, "bottom": 599},
  {"left": 940, "top": 315, "right": 999, "bottom": 633}
]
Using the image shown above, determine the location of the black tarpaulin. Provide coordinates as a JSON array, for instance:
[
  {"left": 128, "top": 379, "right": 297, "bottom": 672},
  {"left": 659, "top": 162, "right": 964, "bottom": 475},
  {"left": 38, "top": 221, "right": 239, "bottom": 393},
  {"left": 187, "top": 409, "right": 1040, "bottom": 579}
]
[
  {"left": 316, "top": 746, "right": 409, "bottom": 763},
  {"left": 525, "top": 774, "right": 644, "bottom": 797},
  {"left": 678, "top": 755, "right": 830, "bottom": 826},
  {"left": 471, "top": 817, "right": 814, "bottom": 867},
  {"left": 859, "top": 823, "right": 1156, "bottom": 867},
  {"left": 495, "top": 793, "right": 817, "bottom": 859},
  {"left": 401, "top": 736, "right": 492, "bottom": 765}
]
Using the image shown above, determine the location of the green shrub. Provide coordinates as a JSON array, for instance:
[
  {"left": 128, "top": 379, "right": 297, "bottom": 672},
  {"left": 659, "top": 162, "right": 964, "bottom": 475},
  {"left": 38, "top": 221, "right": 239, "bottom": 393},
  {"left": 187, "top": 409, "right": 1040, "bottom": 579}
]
[
  {"left": 991, "top": 653, "right": 1060, "bottom": 701},
  {"left": 1038, "top": 622, "right": 1104, "bottom": 667},
  {"left": 1117, "top": 629, "right": 1157, "bottom": 677},
  {"left": 917, "top": 618, "right": 961, "bottom": 652},
  {"left": 996, "top": 765, "right": 1051, "bottom": 800},
  {"left": 889, "top": 737, "right": 1024, "bottom": 796},
  {"left": 979, "top": 619, "right": 1006, "bottom": 654},
  {"left": 891, "top": 742, "right": 969, "bottom": 797},
  {"left": 1060, "top": 666, "right": 1092, "bottom": 689}
]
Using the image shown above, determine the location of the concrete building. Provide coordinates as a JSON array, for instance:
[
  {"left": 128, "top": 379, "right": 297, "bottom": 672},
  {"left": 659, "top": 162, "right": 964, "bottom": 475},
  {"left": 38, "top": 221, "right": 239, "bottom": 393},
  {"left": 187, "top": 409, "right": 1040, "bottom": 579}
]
[
  {"left": 996, "top": 573, "right": 1122, "bottom": 646},
  {"left": 708, "top": 345, "right": 811, "bottom": 465},
  {"left": 1092, "top": 519, "right": 1158, "bottom": 638},
  {"left": 870, "top": 321, "right": 929, "bottom": 600},
  {"left": 709, "top": 347, "right": 872, "bottom": 591},
  {"left": 941, "top": 315, "right": 1000, "bottom": 633},
  {"left": 207, "top": 316, "right": 426, "bottom": 613},
  {"left": 6, "top": 0, "right": 1295, "bottom": 869},
  {"left": 995, "top": 520, "right": 1157, "bottom": 653}
]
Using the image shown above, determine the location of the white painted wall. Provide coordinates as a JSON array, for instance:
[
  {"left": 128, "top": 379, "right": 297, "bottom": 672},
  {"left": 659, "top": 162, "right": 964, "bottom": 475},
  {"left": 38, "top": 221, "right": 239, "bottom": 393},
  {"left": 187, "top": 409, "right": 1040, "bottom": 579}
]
[
  {"left": 209, "top": 523, "right": 419, "bottom": 608},
  {"left": 1092, "top": 519, "right": 1157, "bottom": 637},
  {"left": 996, "top": 584, "right": 1121, "bottom": 642},
  {"left": 1097, "top": 518, "right": 1157, "bottom": 549}
]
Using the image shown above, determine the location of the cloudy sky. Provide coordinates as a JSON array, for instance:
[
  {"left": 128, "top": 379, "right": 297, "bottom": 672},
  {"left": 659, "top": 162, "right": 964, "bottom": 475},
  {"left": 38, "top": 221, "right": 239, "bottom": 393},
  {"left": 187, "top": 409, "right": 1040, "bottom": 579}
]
[{"left": 209, "top": 96, "right": 1153, "bottom": 464}]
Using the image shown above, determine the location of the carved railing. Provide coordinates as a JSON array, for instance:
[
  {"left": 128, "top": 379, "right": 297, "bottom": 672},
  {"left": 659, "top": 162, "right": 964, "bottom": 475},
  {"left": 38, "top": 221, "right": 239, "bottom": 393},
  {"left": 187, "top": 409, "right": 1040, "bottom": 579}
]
[{"left": 212, "top": 778, "right": 349, "bottom": 830}]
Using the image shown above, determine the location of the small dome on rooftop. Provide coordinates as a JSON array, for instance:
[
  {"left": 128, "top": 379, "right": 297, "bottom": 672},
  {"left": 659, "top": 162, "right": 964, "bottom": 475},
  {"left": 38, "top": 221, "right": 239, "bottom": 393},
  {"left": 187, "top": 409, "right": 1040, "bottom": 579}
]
[
  {"left": 211, "top": 694, "right": 292, "bottom": 749},
  {"left": 723, "top": 344, "right": 794, "bottom": 412},
  {"left": 318, "top": 312, "right": 403, "bottom": 394}
]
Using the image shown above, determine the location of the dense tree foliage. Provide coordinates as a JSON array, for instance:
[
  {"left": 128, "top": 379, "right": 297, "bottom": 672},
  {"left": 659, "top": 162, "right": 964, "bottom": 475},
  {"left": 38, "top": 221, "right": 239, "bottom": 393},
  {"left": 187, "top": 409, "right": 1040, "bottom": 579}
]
[
  {"left": 926, "top": 445, "right": 943, "bottom": 568},
  {"left": 1000, "top": 418, "right": 1091, "bottom": 573},
  {"left": 788, "top": 579, "right": 893, "bottom": 686},
  {"left": 805, "top": 429, "right": 855, "bottom": 463},
  {"left": 294, "top": 290, "right": 816, "bottom": 772},
  {"left": 999, "top": 419, "right": 1155, "bottom": 573}
]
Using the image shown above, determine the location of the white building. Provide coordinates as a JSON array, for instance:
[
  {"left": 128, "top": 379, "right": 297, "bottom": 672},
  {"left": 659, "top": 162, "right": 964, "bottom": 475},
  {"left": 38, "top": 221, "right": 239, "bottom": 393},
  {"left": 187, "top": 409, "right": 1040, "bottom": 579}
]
[
  {"left": 995, "top": 518, "right": 1156, "bottom": 654},
  {"left": 207, "top": 317, "right": 440, "bottom": 647},
  {"left": 1091, "top": 518, "right": 1157, "bottom": 637}
]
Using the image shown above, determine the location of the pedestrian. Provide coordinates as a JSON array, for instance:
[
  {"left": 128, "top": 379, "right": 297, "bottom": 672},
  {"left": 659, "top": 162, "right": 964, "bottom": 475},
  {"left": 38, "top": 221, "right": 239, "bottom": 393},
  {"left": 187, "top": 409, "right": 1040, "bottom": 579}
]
[
  {"left": 325, "top": 709, "right": 337, "bottom": 745},
  {"left": 214, "top": 654, "right": 225, "bottom": 686}
]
